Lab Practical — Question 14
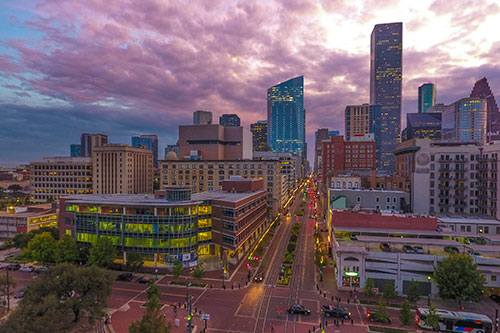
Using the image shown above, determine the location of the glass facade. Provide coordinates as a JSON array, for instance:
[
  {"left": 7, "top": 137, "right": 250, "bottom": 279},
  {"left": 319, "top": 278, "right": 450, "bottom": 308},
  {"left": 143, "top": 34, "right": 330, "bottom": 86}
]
[
  {"left": 370, "top": 22, "right": 402, "bottom": 172},
  {"left": 132, "top": 135, "right": 159, "bottom": 167},
  {"left": 442, "top": 98, "right": 487, "bottom": 143},
  {"left": 470, "top": 77, "right": 500, "bottom": 140},
  {"left": 418, "top": 83, "right": 436, "bottom": 113},
  {"left": 219, "top": 114, "right": 241, "bottom": 127},
  {"left": 70, "top": 144, "right": 81, "bottom": 157},
  {"left": 405, "top": 112, "right": 441, "bottom": 141},
  {"left": 267, "top": 76, "right": 305, "bottom": 158},
  {"left": 251, "top": 120, "right": 268, "bottom": 151}
]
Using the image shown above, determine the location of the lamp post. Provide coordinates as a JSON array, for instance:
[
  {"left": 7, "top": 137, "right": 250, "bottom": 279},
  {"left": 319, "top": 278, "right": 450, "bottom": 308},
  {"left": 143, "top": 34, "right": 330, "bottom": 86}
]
[
  {"left": 427, "top": 276, "right": 431, "bottom": 306},
  {"left": 186, "top": 277, "right": 192, "bottom": 333}
]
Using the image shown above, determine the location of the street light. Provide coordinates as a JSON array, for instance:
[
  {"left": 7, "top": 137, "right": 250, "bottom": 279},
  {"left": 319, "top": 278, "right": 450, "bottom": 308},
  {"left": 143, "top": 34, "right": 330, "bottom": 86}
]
[{"left": 427, "top": 276, "right": 432, "bottom": 306}]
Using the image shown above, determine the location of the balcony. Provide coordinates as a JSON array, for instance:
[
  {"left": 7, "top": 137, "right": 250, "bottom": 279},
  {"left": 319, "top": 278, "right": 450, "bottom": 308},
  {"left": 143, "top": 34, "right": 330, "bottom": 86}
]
[
  {"left": 438, "top": 183, "right": 452, "bottom": 189},
  {"left": 438, "top": 193, "right": 450, "bottom": 198},
  {"left": 454, "top": 193, "right": 468, "bottom": 199},
  {"left": 438, "top": 175, "right": 452, "bottom": 180},
  {"left": 438, "top": 202, "right": 451, "bottom": 207},
  {"left": 453, "top": 158, "right": 468, "bottom": 163},
  {"left": 453, "top": 185, "right": 467, "bottom": 191}
]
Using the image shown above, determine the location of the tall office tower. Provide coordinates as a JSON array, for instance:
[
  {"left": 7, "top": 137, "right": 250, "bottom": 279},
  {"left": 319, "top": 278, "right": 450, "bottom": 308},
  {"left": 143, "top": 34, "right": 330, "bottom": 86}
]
[
  {"left": 442, "top": 97, "right": 487, "bottom": 143},
  {"left": 80, "top": 133, "right": 108, "bottom": 157},
  {"left": 219, "top": 114, "right": 241, "bottom": 127},
  {"left": 403, "top": 113, "right": 442, "bottom": 141},
  {"left": 344, "top": 104, "right": 376, "bottom": 141},
  {"left": 418, "top": 83, "right": 436, "bottom": 113},
  {"left": 132, "top": 134, "right": 159, "bottom": 168},
  {"left": 267, "top": 76, "right": 305, "bottom": 158},
  {"left": 470, "top": 77, "right": 500, "bottom": 140},
  {"left": 70, "top": 144, "right": 81, "bottom": 157},
  {"left": 370, "top": 22, "right": 403, "bottom": 172},
  {"left": 193, "top": 110, "right": 212, "bottom": 125},
  {"left": 314, "top": 129, "right": 339, "bottom": 176},
  {"left": 251, "top": 120, "right": 268, "bottom": 151},
  {"left": 93, "top": 144, "right": 153, "bottom": 194}
]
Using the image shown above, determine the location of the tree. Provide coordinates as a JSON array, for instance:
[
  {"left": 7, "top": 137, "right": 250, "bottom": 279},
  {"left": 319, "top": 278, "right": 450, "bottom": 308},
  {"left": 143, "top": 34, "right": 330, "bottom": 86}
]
[
  {"left": 172, "top": 259, "right": 183, "bottom": 278},
  {"left": 424, "top": 303, "right": 441, "bottom": 330},
  {"left": 7, "top": 184, "right": 23, "bottom": 192},
  {"left": 434, "top": 254, "right": 485, "bottom": 305},
  {"left": 382, "top": 280, "right": 397, "bottom": 299},
  {"left": 365, "top": 277, "right": 375, "bottom": 298},
  {"left": 88, "top": 237, "right": 115, "bottom": 268},
  {"left": 0, "top": 274, "right": 17, "bottom": 311},
  {"left": 373, "top": 300, "right": 390, "bottom": 324},
  {"left": 192, "top": 263, "right": 205, "bottom": 280},
  {"left": 126, "top": 251, "right": 144, "bottom": 272},
  {"left": 129, "top": 282, "right": 171, "bottom": 333},
  {"left": 10, "top": 227, "right": 60, "bottom": 249},
  {"left": 407, "top": 280, "right": 420, "bottom": 303},
  {"left": 55, "top": 235, "right": 78, "bottom": 263},
  {"left": 23, "top": 232, "right": 57, "bottom": 264},
  {"left": 399, "top": 300, "right": 412, "bottom": 325}
]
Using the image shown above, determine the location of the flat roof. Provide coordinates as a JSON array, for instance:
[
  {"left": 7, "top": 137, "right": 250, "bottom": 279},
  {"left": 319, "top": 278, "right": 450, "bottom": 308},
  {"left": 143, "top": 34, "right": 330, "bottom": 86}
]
[
  {"left": 354, "top": 235, "right": 462, "bottom": 246},
  {"left": 332, "top": 211, "right": 437, "bottom": 231},
  {"left": 334, "top": 226, "right": 475, "bottom": 238},
  {"left": 469, "top": 244, "right": 500, "bottom": 253},
  {"left": 329, "top": 188, "right": 407, "bottom": 194},
  {"left": 438, "top": 216, "right": 500, "bottom": 225},
  {"left": 193, "top": 189, "right": 266, "bottom": 203},
  {"left": 63, "top": 194, "right": 203, "bottom": 207}
]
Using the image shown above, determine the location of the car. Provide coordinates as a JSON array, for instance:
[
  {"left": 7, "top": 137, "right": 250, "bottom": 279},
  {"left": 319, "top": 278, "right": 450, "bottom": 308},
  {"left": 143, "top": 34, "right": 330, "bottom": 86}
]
[
  {"left": 136, "top": 276, "right": 153, "bottom": 284},
  {"left": 20, "top": 265, "right": 34, "bottom": 272},
  {"left": 321, "top": 305, "right": 351, "bottom": 319},
  {"left": 444, "top": 246, "right": 459, "bottom": 254},
  {"left": 35, "top": 266, "right": 48, "bottom": 274},
  {"left": 402, "top": 245, "right": 414, "bottom": 253},
  {"left": 414, "top": 246, "right": 425, "bottom": 254},
  {"left": 287, "top": 304, "right": 311, "bottom": 315},
  {"left": 350, "top": 235, "right": 357, "bottom": 241},
  {"left": 366, "top": 309, "right": 391, "bottom": 323},
  {"left": 0, "top": 263, "right": 4, "bottom": 269},
  {"left": 380, "top": 243, "right": 391, "bottom": 252},
  {"left": 254, "top": 272, "right": 264, "bottom": 282},
  {"left": 6, "top": 263, "right": 20, "bottom": 271},
  {"left": 14, "top": 290, "right": 24, "bottom": 299},
  {"left": 117, "top": 272, "right": 134, "bottom": 281}
]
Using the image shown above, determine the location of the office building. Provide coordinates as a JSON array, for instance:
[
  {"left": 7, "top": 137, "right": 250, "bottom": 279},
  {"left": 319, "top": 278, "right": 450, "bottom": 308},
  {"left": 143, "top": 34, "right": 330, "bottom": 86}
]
[
  {"left": 132, "top": 134, "right": 159, "bottom": 168},
  {"left": 250, "top": 120, "right": 268, "bottom": 152},
  {"left": 0, "top": 204, "right": 57, "bottom": 239},
  {"left": 470, "top": 77, "right": 500, "bottom": 141},
  {"left": 93, "top": 144, "right": 153, "bottom": 194},
  {"left": 403, "top": 112, "right": 442, "bottom": 141},
  {"left": 314, "top": 129, "right": 340, "bottom": 176},
  {"left": 442, "top": 98, "right": 487, "bottom": 143},
  {"left": 267, "top": 76, "right": 306, "bottom": 158},
  {"left": 59, "top": 178, "right": 268, "bottom": 267},
  {"left": 219, "top": 114, "right": 241, "bottom": 127},
  {"left": 70, "top": 144, "right": 81, "bottom": 157},
  {"left": 370, "top": 22, "right": 403, "bottom": 172},
  {"left": 345, "top": 104, "right": 375, "bottom": 141},
  {"left": 81, "top": 133, "right": 108, "bottom": 157},
  {"left": 193, "top": 110, "right": 212, "bottom": 125},
  {"left": 30, "top": 157, "right": 93, "bottom": 202},
  {"left": 418, "top": 83, "right": 436, "bottom": 113}
]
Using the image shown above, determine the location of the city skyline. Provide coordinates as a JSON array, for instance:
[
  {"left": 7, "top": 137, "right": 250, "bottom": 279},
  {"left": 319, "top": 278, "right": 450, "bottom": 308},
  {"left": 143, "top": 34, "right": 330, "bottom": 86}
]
[{"left": 1, "top": 1, "right": 500, "bottom": 166}]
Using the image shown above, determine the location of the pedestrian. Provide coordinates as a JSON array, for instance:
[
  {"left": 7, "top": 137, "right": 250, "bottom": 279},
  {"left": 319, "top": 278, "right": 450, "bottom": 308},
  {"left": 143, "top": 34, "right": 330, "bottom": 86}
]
[
  {"left": 271, "top": 322, "right": 275, "bottom": 332},
  {"left": 350, "top": 290, "right": 353, "bottom": 298},
  {"left": 347, "top": 298, "right": 350, "bottom": 304}
]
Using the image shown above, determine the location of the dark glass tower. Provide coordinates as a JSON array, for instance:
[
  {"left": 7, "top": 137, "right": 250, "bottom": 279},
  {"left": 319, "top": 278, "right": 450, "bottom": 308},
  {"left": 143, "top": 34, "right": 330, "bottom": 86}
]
[
  {"left": 250, "top": 120, "right": 268, "bottom": 151},
  {"left": 418, "top": 83, "right": 436, "bottom": 113},
  {"left": 219, "top": 114, "right": 241, "bottom": 127},
  {"left": 370, "top": 22, "right": 402, "bottom": 172},
  {"left": 267, "top": 76, "right": 305, "bottom": 158},
  {"left": 470, "top": 77, "right": 500, "bottom": 141}
]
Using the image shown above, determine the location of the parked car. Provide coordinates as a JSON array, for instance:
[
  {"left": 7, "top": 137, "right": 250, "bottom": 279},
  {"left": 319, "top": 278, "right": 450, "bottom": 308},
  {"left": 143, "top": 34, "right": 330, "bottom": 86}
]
[
  {"left": 366, "top": 309, "right": 391, "bottom": 323},
  {"left": 287, "top": 304, "right": 311, "bottom": 315},
  {"left": 0, "top": 263, "right": 4, "bottom": 269},
  {"left": 321, "top": 305, "right": 351, "bottom": 319},
  {"left": 14, "top": 290, "right": 24, "bottom": 299},
  {"left": 136, "top": 276, "right": 153, "bottom": 284},
  {"left": 350, "top": 235, "right": 358, "bottom": 241},
  {"left": 402, "top": 245, "right": 414, "bottom": 253},
  {"left": 6, "top": 263, "right": 21, "bottom": 271},
  {"left": 414, "top": 246, "right": 425, "bottom": 254},
  {"left": 380, "top": 243, "right": 391, "bottom": 252},
  {"left": 20, "top": 265, "right": 34, "bottom": 272},
  {"left": 254, "top": 272, "right": 264, "bottom": 282},
  {"left": 444, "top": 246, "right": 459, "bottom": 254},
  {"left": 116, "top": 272, "right": 134, "bottom": 281},
  {"left": 35, "top": 266, "right": 48, "bottom": 274}
]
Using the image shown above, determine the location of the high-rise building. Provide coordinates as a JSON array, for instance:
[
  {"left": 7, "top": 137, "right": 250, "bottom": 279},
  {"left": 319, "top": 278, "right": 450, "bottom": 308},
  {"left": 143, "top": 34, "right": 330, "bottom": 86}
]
[
  {"left": 93, "top": 144, "right": 153, "bottom": 194},
  {"left": 418, "top": 83, "right": 436, "bottom": 113},
  {"left": 314, "top": 129, "right": 339, "bottom": 176},
  {"left": 80, "top": 133, "right": 108, "bottom": 157},
  {"left": 70, "top": 144, "right": 81, "bottom": 157},
  {"left": 403, "top": 113, "right": 442, "bottom": 141},
  {"left": 470, "top": 77, "right": 500, "bottom": 140},
  {"left": 442, "top": 98, "right": 487, "bottom": 143},
  {"left": 344, "top": 104, "right": 376, "bottom": 141},
  {"left": 250, "top": 120, "right": 268, "bottom": 152},
  {"left": 193, "top": 110, "right": 212, "bottom": 125},
  {"left": 132, "top": 134, "right": 159, "bottom": 168},
  {"left": 370, "top": 22, "right": 403, "bottom": 172},
  {"left": 267, "top": 76, "right": 306, "bottom": 159},
  {"left": 219, "top": 114, "right": 241, "bottom": 127}
]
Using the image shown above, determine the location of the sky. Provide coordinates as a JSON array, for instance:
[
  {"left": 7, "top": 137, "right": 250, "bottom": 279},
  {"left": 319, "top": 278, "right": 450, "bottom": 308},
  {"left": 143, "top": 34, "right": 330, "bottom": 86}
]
[{"left": 1, "top": 0, "right": 500, "bottom": 167}]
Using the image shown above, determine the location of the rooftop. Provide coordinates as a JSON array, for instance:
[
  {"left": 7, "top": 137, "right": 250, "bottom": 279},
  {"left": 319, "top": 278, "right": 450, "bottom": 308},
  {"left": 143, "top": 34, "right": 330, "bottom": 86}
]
[
  {"left": 329, "top": 188, "right": 407, "bottom": 195},
  {"left": 438, "top": 216, "right": 500, "bottom": 225},
  {"left": 332, "top": 211, "right": 437, "bottom": 231}
]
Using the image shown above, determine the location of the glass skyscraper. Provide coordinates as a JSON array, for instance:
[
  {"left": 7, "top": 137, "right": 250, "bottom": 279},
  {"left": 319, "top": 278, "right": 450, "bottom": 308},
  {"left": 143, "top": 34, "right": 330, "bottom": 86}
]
[
  {"left": 418, "top": 83, "right": 436, "bottom": 113},
  {"left": 219, "top": 114, "right": 241, "bottom": 127},
  {"left": 251, "top": 120, "right": 268, "bottom": 151},
  {"left": 470, "top": 77, "right": 500, "bottom": 140},
  {"left": 132, "top": 134, "right": 159, "bottom": 168},
  {"left": 370, "top": 22, "right": 402, "bottom": 172},
  {"left": 267, "top": 76, "right": 305, "bottom": 158},
  {"left": 442, "top": 98, "right": 487, "bottom": 143}
]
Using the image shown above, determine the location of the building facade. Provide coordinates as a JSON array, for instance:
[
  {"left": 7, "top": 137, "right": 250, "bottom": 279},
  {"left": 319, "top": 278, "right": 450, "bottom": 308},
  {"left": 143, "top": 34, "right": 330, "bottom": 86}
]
[
  {"left": 470, "top": 77, "right": 500, "bottom": 141},
  {"left": 70, "top": 144, "right": 81, "bottom": 157},
  {"left": 345, "top": 104, "right": 375, "bottom": 142},
  {"left": 0, "top": 204, "right": 58, "bottom": 239},
  {"left": 267, "top": 76, "right": 306, "bottom": 158},
  {"left": 329, "top": 188, "right": 409, "bottom": 212},
  {"left": 251, "top": 120, "right": 268, "bottom": 152},
  {"left": 442, "top": 98, "right": 487, "bottom": 143},
  {"left": 314, "top": 129, "right": 340, "bottom": 178},
  {"left": 418, "top": 83, "right": 436, "bottom": 113},
  {"left": 30, "top": 157, "right": 93, "bottom": 202},
  {"left": 404, "top": 112, "right": 442, "bottom": 141},
  {"left": 193, "top": 110, "right": 212, "bottom": 125},
  {"left": 93, "top": 144, "right": 153, "bottom": 195},
  {"left": 219, "top": 114, "right": 241, "bottom": 127},
  {"left": 81, "top": 133, "right": 108, "bottom": 157},
  {"left": 132, "top": 135, "right": 159, "bottom": 168},
  {"left": 370, "top": 22, "right": 403, "bottom": 172}
]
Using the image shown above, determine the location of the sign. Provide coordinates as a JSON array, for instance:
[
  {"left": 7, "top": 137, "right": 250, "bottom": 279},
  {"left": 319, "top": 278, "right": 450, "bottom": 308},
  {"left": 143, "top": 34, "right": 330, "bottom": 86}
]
[
  {"left": 182, "top": 253, "right": 191, "bottom": 261},
  {"left": 344, "top": 271, "right": 358, "bottom": 277},
  {"left": 202, "top": 314, "right": 210, "bottom": 320}
]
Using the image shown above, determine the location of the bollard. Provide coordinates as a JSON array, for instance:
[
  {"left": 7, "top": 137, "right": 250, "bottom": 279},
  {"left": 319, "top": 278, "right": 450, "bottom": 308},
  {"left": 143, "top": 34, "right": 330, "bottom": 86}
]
[
  {"left": 210, "top": 284, "right": 212, "bottom": 289},
  {"left": 324, "top": 292, "right": 326, "bottom": 298},
  {"left": 342, "top": 319, "right": 344, "bottom": 325},
  {"left": 351, "top": 319, "right": 354, "bottom": 325},
  {"left": 325, "top": 321, "right": 328, "bottom": 327},
  {"left": 231, "top": 285, "right": 234, "bottom": 290},
  {"left": 239, "top": 284, "right": 241, "bottom": 289},
  {"left": 339, "top": 297, "right": 342, "bottom": 303},
  {"left": 347, "top": 298, "right": 350, "bottom": 304},
  {"left": 313, "top": 326, "right": 315, "bottom": 332},
  {"left": 331, "top": 296, "right": 334, "bottom": 301}
]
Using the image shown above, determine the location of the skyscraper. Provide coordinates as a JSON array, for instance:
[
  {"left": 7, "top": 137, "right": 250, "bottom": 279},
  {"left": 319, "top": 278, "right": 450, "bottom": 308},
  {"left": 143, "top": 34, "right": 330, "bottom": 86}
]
[
  {"left": 344, "top": 104, "right": 376, "bottom": 141},
  {"left": 404, "top": 113, "right": 442, "bottom": 141},
  {"left": 418, "top": 83, "right": 436, "bottom": 113},
  {"left": 470, "top": 77, "right": 500, "bottom": 140},
  {"left": 370, "top": 22, "right": 403, "bottom": 172},
  {"left": 251, "top": 120, "right": 268, "bottom": 151},
  {"left": 132, "top": 134, "right": 159, "bottom": 168},
  {"left": 193, "top": 110, "right": 212, "bottom": 125},
  {"left": 70, "top": 144, "right": 81, "bottom": 157},
  {"left": 267, "top": 76, "right": 305, "bottom": 159},
  {"left": 219, "top": 114, "right": 241, "bottom": 127},
  {"left": 81, "top": 133, "right": 108, "bottom": 157},
  {"left": 442, "top": 97, "right": 487, "bottom": 143}
]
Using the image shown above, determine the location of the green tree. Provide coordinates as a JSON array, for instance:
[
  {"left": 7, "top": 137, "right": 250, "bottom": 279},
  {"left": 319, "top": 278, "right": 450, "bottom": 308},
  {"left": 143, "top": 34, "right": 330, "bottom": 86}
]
[
  {"left": 129, "top": 282, "right": 171, "bottom": 333},
  {"left": 23, "top": 232, "right": 57, "bottom": 264},
  {"left": 88, "top": 237, "right": 115, "bottom": 268},
  {"left": 399, "top": 300, "right": 412, "bottom": 325},
  {"left": 365, "top": 277, "right": 375, "bottom": 298},
  {"left": 424, "top": 303, "right": 441, "bottom": 330},
  {"left": 55, "top": 235, "right": 78, "bottom": 263},
  {"left": 407, "top": 280, "right": 420, "bottom": 303},
  {"left": 434, "top": 254, "right": 485, "bottom": 305},
  {"left": 11, "top": 232, "right": 34, "bottom": 249},
  {"left": 172, "top": 259, "right": 183, "bottom": 278},
  {"left": 373, "top": 300, "right": 390, "bottom": 324},
  {"left": 192, "top": 263, "right": 205, "bottom": 280},
  {"left": 77, "top": 244, "right": 91, "bottom": 265},
  {"left": 382, "top": 279, "right": 397, "bottom": 299},
  {"left": 0, "top": 274, "right": 17, "bottom": 311},
  {"left": 126, "top": 251, "right": 144, "bottom": 272}
]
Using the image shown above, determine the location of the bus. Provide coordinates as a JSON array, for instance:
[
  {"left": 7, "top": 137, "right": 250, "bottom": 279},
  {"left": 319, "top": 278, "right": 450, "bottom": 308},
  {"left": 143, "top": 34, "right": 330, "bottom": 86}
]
[{"left": 415, "top": 307, "right": 492, "bottom": 333}]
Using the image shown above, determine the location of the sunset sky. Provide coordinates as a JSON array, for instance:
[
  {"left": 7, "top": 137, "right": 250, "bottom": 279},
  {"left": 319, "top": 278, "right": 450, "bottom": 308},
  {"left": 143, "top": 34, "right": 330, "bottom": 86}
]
[{"left": 1, "top": 0, "right": 499, "bottom": 166}]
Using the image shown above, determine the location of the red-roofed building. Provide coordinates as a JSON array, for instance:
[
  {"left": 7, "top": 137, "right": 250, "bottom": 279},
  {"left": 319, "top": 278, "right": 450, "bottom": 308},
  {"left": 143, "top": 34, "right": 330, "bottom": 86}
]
[{"left": 332, "top": 211, "right": 437, "bottom": 231}]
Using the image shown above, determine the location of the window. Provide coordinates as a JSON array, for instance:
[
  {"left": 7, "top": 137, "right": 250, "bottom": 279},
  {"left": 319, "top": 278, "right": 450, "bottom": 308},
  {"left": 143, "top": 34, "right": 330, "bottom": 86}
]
[
  {"left": 357, "top": 196, "right": 361, "bottom": 203},
  {"left": 376, "top": 197, "right": 380, "bottom": 203},
  {"left": 393, "top": 197, "right": 396, "bottom": 203},
  {"left": 386, "top": 197, "right": 390, "bottom": 203},
  {"left": 492, "top": 275, "right": 497, "bottom": 282}
]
